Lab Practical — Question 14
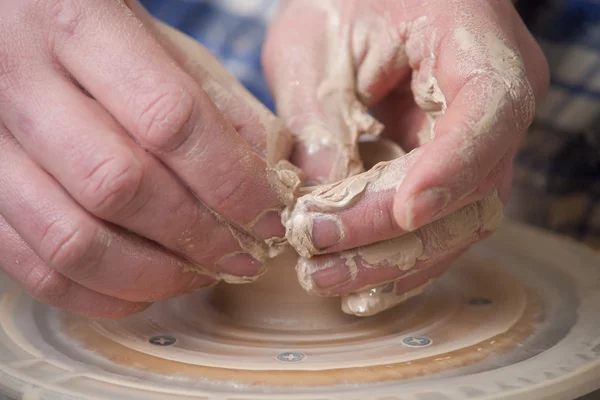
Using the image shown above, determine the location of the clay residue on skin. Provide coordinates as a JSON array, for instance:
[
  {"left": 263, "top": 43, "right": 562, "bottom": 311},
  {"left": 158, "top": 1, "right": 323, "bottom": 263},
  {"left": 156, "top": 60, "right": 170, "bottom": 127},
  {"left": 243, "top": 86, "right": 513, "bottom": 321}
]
[
  {"left": 181, "top": 222, "right": 273, "bottom": 284},
  {"left": 284, "top": 161, "right": 390, "bottom": 258},
  {"left": 266, "top": 159, "right": 304, "bottom": 209},
  {"left": 180, "top": 177, "right": 304, "bottom": 285},
  {"left": 336, "top": 232, "right": 424, "bottom": 295},
  {"left": 160, "top": 7, "right": 510, "bottom": 315},
  {"left": 349, "top": 233, "right": 424, "bottom": 269},
  {"left": 295, "top": 256, "right": 336, "bottom": 295},
  {"left": 413, "top": 73, "right": 447, "bottom": 144},
  {"left": 416, "top": 192, "right": 504, "bottom": 260},
  {"left": 150, "top": 19, "right": 303, "bottom": 279},
  {"left": 179, "top": 159, "right": 302, "bottom": 284},
  {"left": 285, "top": 149, "right": 422, "bottom": 258},
  {"left": 451, "top": 27, "right": 535, "bottom": 166},
  {"left": 333, "top": 23, "right": 527, "bottom": 316},
  {"left": 341, "top": 281, "right": 432, "bottom": 317},
  {"left": 181, "top": 263, "right": 218, "bottom": 279},
  {"left": 287, "top": 0, "right": 396, "bottom": 183},
  {"left": 263, "top": 159, "right": 304, "bottom": 257},
  {"left": 294, "top": 191, "right": 503, "bottom": 311},
  {"left": 304, "top": 91, "right": 383, "bottom": 184},
  {"left": 455, "top": 28, "right": 535, "bottom": 133},
  {"left": 226, "top": 224, "right": 277, "bottom": 265},
  {"left": 293, "top": 232, "right": 424, "bottom": 296},
  {"left": 353, "top": 13, "right": 409, "bottom": 103},
  {"left": 480, "top": 192, "right": 504, "bottom": 232},
  {"left": 401, "top": 16, "right": 448, "bottom": 145}
]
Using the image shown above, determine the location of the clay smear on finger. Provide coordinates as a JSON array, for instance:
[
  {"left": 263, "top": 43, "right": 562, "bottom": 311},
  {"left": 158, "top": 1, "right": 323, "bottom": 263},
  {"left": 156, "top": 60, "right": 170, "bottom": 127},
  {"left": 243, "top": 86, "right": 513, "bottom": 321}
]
[
  {"left": 295, "top": 256, "right": 339, "bottom": 295},
  {"left": 285, "top": 149, "right": 422, "bottom": 257},
  {"left": 342, "top": 280, "right": 433, "bottom": 317},
  {"left": 453, "top": 28, "right": 535, "bottom": 136},
  {"left": 295, "top": 192, "right": 503, "bottom": 304},
  {"left": 336, "top": 234, "right": 424, "bottom": 291},
  {"left": 412, "top": 67, "right": 447, "bottom": 145},
  {"left": 416, "top": 191, "right": 503, "bottom": 259},
  {"left": 339, "top": 192, "right": 504, "bottom": 315},
  {"left": 294, "top": 232, "right": 424, "bottom": 295},
  {"left": 179, "top": 224, "right": 269, "bottom": 285}
]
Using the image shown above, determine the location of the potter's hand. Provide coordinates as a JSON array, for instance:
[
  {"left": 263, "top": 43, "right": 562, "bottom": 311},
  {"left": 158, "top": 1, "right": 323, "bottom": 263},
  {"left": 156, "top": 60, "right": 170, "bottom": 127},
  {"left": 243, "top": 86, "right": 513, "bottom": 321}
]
[
  {"left": 264, "top": 0, "right": 548, "bottom": 315},
  {"left": 0, "top": 0, "right": 296, "bottom": 318}
]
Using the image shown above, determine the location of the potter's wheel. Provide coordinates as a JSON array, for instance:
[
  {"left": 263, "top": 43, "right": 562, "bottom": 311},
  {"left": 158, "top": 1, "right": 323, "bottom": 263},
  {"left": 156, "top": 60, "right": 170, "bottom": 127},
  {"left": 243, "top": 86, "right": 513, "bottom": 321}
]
[{"left": 0, "top": 221, "right": 599, "bottom": 399}]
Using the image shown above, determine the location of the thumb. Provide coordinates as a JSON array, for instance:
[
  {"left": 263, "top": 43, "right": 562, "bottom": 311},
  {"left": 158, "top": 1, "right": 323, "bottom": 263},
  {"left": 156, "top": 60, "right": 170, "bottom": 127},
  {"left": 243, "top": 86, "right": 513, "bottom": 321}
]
[{"left": 263, "top": 3, "right": 390, "bottom": 183}]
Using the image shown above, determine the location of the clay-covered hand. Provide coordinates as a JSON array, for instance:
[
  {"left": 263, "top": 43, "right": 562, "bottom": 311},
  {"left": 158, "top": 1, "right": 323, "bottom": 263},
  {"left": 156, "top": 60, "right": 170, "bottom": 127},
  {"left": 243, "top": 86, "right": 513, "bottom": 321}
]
[
  {"left": 0, "top": 0, "right": 297, "bottom": 318},
  {"left": 263, "top": 0, "right": 549, "bottom": 315}
]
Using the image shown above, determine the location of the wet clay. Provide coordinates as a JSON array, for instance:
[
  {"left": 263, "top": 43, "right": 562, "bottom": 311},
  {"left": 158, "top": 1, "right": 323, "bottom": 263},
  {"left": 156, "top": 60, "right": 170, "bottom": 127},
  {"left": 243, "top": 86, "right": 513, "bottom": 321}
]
[
  {"left": 61, "top": 256, "right": 543, "bottom": 386},
  {"left": 286, "top": 139, "right": 414, "bottom": 258}
]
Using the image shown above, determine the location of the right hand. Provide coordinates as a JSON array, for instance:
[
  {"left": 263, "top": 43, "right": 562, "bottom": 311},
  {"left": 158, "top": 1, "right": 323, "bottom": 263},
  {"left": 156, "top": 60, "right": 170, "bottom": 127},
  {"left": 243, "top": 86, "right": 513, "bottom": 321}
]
[
  {"left": 0, "top": 0, "right": 296, "bottom": 318},
  {"left": 263, "top": 0, "right": 548, "bottom": 316}
]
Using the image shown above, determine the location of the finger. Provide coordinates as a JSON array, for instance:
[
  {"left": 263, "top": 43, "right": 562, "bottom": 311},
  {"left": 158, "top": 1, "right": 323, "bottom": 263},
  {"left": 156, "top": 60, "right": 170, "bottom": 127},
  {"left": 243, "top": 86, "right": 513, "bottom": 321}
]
[
  {"left": 0, "top": 65, "right": 267, "bottom": 282},
  {"left": 48, "top": 0, "right": 291, "bottom": 240},
  {"left": 263, "top": 3, "right": 390, "bottom": 183},
  {"left": 341, "top": 250, "right": 464, "bottom": 317},
  {"left": 300, "top": 249, "right": 463, "bottom": 298},
  {"left": 127, "top": 0, "right": 293, "bottom": 165},
  {"left": 371, "top": 81, "right": 429, "bottom": 152},
  {"left": 286, "top": 141, "right": 511, "bottom": 257},
  {"left": 0, "top": 132, "right": 215, "bottom": 302},
  {"left": 295, "top": 194, "right": 502, "bottom": 296},
  {"left": 286, "top": 146, "right": 422, "bottom": 257},
  {"left": 0, "top": 214, "right": 146, "bottom": 319},
  {"left": 393, "top": 4, "right": 537, "bottom": 231}
]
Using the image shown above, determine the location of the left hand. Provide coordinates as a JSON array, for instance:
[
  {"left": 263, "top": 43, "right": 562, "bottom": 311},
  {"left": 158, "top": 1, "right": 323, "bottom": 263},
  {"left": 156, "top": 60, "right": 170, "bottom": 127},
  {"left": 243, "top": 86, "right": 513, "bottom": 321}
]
[{"left": 262, "top": 0, "right": 549, "bottom": 315}]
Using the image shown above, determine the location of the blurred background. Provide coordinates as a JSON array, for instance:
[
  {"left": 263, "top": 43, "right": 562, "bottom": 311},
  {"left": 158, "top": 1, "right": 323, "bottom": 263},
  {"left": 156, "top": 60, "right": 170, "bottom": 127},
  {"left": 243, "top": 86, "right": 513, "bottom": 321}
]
[{"left": 509, "top": 0, "right": 600, "bottom": 252}]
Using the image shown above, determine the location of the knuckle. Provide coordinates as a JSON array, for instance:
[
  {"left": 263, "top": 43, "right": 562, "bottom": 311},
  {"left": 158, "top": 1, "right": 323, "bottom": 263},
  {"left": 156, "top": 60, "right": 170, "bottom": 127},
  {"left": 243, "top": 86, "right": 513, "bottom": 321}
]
[
  {"left": 44, "top": 0, "right": 86, "bottom": 39},
  {"left": 38, "top": 218, "right": 104, "bottom": 277},
  {"left": 173, "top": 206, "right": 217, "bottom": 257},
  {"left": 79, "top": 155, "right": 146, "bottom": 219},
  {"left": 134, "top": 86, "right": 195, "bottom": 153},
  {"left": 207, "top": 154, "right": 255, "bottom": 214},
  {"left": 362, "top": 193, "right": 397, "bottom": 237},
  {"left": 24, "top": 266, "right": 71, "bottom": 305},
  {"left": 492, "top": 68, "right": 536, "bottom": 134}
]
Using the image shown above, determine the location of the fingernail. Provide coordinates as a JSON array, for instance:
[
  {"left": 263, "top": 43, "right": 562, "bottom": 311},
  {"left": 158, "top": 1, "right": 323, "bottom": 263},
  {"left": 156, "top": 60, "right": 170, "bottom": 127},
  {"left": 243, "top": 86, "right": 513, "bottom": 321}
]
[
  {"left": 252, "top": 210, "right": 285, "bottom": 240},
  {"left": 311, "top": 264, "right": 353, "bottom": 290},
  {"left": 216, "top": 253, "right": 263, "bottom": 277},
  {"left": 311, "top": 215, "right": 342, "bottom": 250},
  {"left": 405, "top": 187, "right": 451, "bottom": 230}
]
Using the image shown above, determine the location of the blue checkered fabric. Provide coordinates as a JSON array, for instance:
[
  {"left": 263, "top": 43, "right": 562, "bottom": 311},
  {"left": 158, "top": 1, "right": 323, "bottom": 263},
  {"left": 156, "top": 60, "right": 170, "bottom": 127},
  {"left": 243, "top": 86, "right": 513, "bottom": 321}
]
[
  {"left": 141, "top": 0, "right": 600, "bottom": 248},
  {"left": 139, "top": 0, "right": 277, "bottom": 110},
  {"left": 509, "top": 0, "right": 600, "bottom": 248}
]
